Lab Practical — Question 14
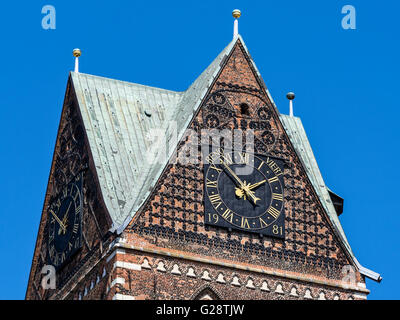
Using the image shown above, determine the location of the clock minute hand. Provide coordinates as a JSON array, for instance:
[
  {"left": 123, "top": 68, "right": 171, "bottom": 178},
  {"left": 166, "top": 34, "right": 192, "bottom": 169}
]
[{"left": 221, "top": 160, "right": 245, "bottom": 188}]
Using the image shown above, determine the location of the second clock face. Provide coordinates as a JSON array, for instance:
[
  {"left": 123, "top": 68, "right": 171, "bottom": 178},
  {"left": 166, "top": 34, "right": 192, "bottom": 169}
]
[
  {"left": 204, "top": 149, "right": 285, "bottom": 239},
  {"left": 47, "top": 174, "right": 83, "bottom": 269}
]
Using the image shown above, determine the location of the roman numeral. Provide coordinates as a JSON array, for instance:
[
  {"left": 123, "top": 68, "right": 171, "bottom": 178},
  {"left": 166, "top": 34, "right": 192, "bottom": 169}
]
[
  {"left": 75, "top": 205, "right": 81, "bottom": 214},
  {"left": 49, "top": 245, "right": 55, "bottom": 258},
  {"left": 267, "top": 206, "right": 281, "bottom": 219},
  {"left": 73, "top": 223, "right": 79, "bottom": 234},
  {"left": 73, "top": 189, "right": 80, "bottom": 201},
  {"left": 210, "top": 164, "right": 222, "bottom": 173},
  {"left": 258, "top": 161, "right": 264, "bottom": 170},
  {"left": 209, "top": 194, "right": 222, "bottom": 209},
  {"left": 238, "top": 152, "right": 250, "bottom": 165},
  {"left": 222, "top": 153, "right": 233, "bottom": 165},
  {"left": 272, "top": 193, "right": 283, "bottom": 201},
  {"left": 259, "top": 217, "right": 268, "bottom": 228},
  {"left": 241, "top": 217, "right": 250, "bottom": 229},
  {"left": 68, "top": 241, "right": 73, "bottom": 251},
  {"left": 268, "top": 176, "right": 279, "bottom": 183},
  {"left": 221, "top": 209, "right": 233, "bottom": 223},
  {"left": 206, "top": 179, "right": 218, "bottom": 188}
]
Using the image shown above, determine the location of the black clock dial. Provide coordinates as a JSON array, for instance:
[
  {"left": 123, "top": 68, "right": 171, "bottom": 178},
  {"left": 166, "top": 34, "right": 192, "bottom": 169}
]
[
  {"left": 47, "top": 174, "right": 83, "bottom": 269},
  {"left": 204, "top": 149, "right": 285, "bottom": 238}
]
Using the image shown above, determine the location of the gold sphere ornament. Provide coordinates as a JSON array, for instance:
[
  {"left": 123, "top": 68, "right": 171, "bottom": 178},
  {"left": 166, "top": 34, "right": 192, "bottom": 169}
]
[
  {"left": 73, "top": 48, "right": 81, "bottom": 57},
  {"left": 232, "top": 9, "right": 241, "bottom": 19}
]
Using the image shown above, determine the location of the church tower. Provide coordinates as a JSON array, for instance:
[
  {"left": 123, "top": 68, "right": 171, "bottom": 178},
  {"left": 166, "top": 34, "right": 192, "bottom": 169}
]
[{"left": 26, "top": 10, "right": 380, "bottom": 300}]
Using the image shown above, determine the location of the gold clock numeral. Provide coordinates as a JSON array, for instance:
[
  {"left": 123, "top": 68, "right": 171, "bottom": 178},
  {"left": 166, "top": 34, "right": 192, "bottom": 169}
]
[
  {"left": 206, "top": 179, "right": 218, "bottom": 188},
  {"left": 258, "top": 161, "right": 264, "bottom": 170},
  {"left": 222, "top": 153, "right": 233, "bottom": 165},
  {"left": 209, "top": 194, "right": 222, "bottom": 209},
  {"left": 49, "top": 245, "right": 55, "bottom": 259},
  {"left": 222, "top": 209, "right": 234, "bottom": 223},
  {"left": 238, "top": 152, "right": 250, "bottom": 165},
  {"left": 268, "top": 176, "right": 279, "bottom": 184},
  {"left": 68, "top": 241, "right": 73, "bottom": 251},
  {"left": 267, "top": 206, "right": 281, "bottom": 219},
  {"left": 210, "top": 163, "right": 222, "bottom": 173},
  {"left": 54, "top": 253, "right": 60, "bottom": 266},
  {"left": 75, "top": 205, "right": 81, "bottom": 214},
  {"left": 241, "top": 217, "right": 250, "bottom": 229},
  {"left": 207, "top": 154, "right": 223, "bottom": 173},
  {"left": 73, "top": 223, "right": 79, "bottom": 234},
  {"left": 73, "top": 189, "right": 80, "bottom": 201},
  {"left": 61, "top": 252, "right": 66, "bottom": 264},
  {"left": 272, "top": 193, "right": 283, "bottom": 201},
  {"left": 259, "top": 217, "right": 268, "bottom": 228}
]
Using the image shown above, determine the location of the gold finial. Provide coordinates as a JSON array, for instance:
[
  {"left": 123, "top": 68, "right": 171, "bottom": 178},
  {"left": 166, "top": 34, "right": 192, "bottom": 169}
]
[
  {"left": 232, "top": 9, "right": 241, "bottom": 19},
  {"left": 73, "top": 48, "right": 81, "bottom": 58}
]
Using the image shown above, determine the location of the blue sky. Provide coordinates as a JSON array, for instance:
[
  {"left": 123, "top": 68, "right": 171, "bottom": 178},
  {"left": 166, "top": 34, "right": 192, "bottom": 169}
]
[{"left": 0, "top": 0, "right": 398, "bottom": 299}]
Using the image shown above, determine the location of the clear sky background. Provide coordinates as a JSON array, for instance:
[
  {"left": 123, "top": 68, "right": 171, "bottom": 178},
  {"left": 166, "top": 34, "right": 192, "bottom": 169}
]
[{"left": 0, "top": 0, "right": 398, "bottom": 300}]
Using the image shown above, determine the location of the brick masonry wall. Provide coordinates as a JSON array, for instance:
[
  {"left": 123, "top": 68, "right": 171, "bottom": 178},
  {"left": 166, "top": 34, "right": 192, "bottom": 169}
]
[{"left": 101, "top": 240, "right": 367, "bottom": 300}]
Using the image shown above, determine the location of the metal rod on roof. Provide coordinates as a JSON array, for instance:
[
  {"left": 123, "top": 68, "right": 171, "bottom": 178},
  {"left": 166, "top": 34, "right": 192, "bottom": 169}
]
[
  {"left": 232, "top": 9, "right": 241, "bottom": 38},
  {"left": 73, "top": 48, "right": 81, "bottom": 73},
  {"left": 287, "top": 92, "right": 295, "bottom": 117}
]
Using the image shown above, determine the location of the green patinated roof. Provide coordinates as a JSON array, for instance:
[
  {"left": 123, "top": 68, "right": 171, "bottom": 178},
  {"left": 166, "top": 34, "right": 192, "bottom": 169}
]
[{"left": 70, "top": 35, "right": 380, "bottom": 282}]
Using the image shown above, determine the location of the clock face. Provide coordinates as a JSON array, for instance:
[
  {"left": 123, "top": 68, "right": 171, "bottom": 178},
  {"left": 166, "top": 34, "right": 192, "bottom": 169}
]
[
  {"left": 204, "top": 149, "right": 285, "bottom": 238},
  {"left": 47, "top": 174, "right": 83, "bottom": 269}
]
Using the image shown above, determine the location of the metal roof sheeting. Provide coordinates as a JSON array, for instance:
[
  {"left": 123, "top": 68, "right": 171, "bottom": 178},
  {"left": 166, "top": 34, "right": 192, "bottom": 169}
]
[{"left": 72, "top": 72, "right": 183, "bottom": 229}]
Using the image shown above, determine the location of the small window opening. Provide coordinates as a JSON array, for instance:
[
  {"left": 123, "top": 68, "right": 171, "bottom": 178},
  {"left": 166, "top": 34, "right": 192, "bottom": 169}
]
[{"left": 240, "top": 103, "right": 250, "bottom": 116}]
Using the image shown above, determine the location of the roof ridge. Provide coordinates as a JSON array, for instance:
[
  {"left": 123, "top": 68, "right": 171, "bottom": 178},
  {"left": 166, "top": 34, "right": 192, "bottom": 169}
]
[
  {"left": 279, "top": 113, "right": 381, "bottom": 282},
  {"left": 71, "top": 71, "right": 183, "bottom": 95}
]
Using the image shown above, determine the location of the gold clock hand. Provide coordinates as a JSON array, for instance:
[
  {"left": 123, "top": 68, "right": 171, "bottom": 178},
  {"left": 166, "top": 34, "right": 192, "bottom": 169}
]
[
  {"left": 221, "top": 160, "right": 245, "bottom": 188},
  {"left": 59, "top": 201, "right": 73, "bottom": 235},
  {"left": 242, "top": 184, "right": 261, "bottom": 204},
  {"left": 50, "top": 209, "right": 67, "bottom": 233},
  {"left": 221, "top": 159, "right": 260, "bottom": 205},
  {"left": 248, "top": 179, "right": 267, "bottom": 190}
]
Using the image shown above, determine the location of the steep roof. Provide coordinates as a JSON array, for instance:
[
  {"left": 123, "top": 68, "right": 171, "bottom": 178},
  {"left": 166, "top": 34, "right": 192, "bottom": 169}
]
[
  {"left": 71, "top": 73, "right": 182, "bottom": 228},
  {"left": 70, "top": 36, "right": 380, "bottom": 282}
]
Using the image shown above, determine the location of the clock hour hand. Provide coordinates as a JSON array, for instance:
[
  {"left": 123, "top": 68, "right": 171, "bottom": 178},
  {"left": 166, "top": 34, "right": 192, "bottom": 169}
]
[
  {"left": 235, "top": 180, "right": 265, "bottom": 199},
  {"left": 221, "top": 160, "right": 260, "bottom": 205},
  {"left": 241, "top": 184, "right": 261, "bottom": 205},
  {"left": 247, "top": 179, "right": 267, "bottom": 190},
  {"left": 49, "top": 210, "right": 67, "bottom": 233},
  {"left": 59, "top": 201, "right": 73, "bottom": 235}
]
